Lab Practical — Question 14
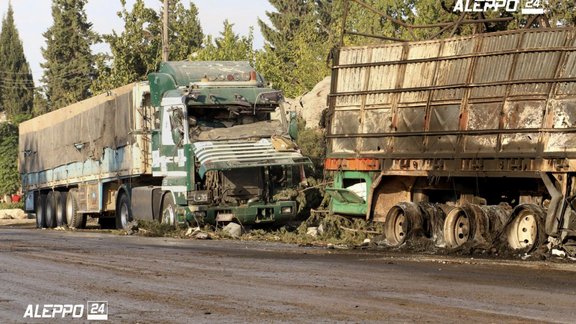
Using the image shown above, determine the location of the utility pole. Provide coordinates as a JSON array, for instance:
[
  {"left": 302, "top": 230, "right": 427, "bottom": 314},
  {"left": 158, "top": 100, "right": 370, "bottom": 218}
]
[{"left": 162, "top": 0, "right": 169, "bottom": 62}]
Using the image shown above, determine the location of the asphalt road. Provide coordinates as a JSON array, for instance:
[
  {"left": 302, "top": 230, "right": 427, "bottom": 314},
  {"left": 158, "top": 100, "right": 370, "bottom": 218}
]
[{"left": 1, "top": 225, "right": 575, "bottom": 323}]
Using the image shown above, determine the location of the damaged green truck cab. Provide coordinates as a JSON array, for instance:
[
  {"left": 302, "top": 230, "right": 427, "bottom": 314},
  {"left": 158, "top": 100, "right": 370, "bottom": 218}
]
[{"left": 148, "top": 61, "right": 311, "bottom": 226}]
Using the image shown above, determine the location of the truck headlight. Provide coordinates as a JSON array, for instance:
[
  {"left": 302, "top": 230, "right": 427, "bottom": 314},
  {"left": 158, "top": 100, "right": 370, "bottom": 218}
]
[
  {"left": 188, "top": 190, "right": 211, "bottom": 204},
  {"left": 281, "top": 206, "right": 292, "bottom": 214}
]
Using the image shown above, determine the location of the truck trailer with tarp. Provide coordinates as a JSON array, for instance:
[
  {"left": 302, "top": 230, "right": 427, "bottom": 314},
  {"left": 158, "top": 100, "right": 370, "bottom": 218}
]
[{"left": 20, "top": 61, "right": 310, "bottom": 229}]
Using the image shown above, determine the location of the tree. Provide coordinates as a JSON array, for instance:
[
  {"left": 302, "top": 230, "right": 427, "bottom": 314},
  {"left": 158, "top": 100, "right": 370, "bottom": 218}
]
[
  {"left": 41, "top": 0, "right": 97, "bottom": 111},
  {"left": 192, "top": 20, "right": 255, "bottom": 62},
  {"left": 32, "top": 88, "right": 49, "bottom": 117},
  {"left": 167, "top": 1, "right": 203, "bottom": 60},
  {"left": 0, "top": 3, "right": 34, "bottom": 119},
  {"left": 92, "top": 0, "right": 159, "bottom": 92},
  {"left": 92, "top": 0, "right": 203, "bottom": 93},
  {"left": 0, "top": 122, "right": 19, "bottom": 196},
  {"left": 545, "top": 0, "right": 576, "bottom": 26},
  {"left": 257, "top": 0, "right": 332, "bottom": 97}
]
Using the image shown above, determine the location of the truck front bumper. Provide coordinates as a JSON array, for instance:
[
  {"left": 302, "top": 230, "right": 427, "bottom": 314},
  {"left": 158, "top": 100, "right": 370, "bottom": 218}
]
[{"left": 186, "top": 201, "right": 298, "bottom": 225}]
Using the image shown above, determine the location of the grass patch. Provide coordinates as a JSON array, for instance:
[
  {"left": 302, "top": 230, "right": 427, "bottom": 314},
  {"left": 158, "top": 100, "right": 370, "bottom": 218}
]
[
  {"left": 135, "top": 220, "right": 191, "bottom": 238},
  {"left": 0, "top": 201, "right": 24, "bottom": 210}
]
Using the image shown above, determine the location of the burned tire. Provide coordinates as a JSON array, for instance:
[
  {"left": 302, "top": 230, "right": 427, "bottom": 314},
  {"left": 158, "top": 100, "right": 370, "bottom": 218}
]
[
  {"left": 45, "top": 191, "right": 57, "bottom": 228},
  {"left": 506, "top": 204, "right": 546, "bottom": 251},
  {"left": 383, "top": 202, "right": 422, "bottom": 246},
  {"left": 161, "top": 193, "right": 176, "bottom": 226},
  {"left": 66, "top": 189, "right": 86, "bottom": 229},
  {"left": 443, "top": 207, "right": 474, "bottom": 248},
  {"left": 35, "top": 193, "right": 47, "bottom": 228},
  {"left": 55, "top": 191, "right": 67, "bottom": 227},
  {"left": 115, "top": 193, "right": 132, "bottom": 230}
]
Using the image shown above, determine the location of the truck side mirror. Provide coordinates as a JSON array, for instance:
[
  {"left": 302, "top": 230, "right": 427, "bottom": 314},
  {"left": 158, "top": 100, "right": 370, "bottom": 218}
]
[{"left": 289, "top": 112, "right": 298, "bottom": 141}]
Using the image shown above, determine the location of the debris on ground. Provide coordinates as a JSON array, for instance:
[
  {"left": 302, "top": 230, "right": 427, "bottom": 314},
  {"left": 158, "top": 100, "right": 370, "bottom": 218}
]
[
  {"left": 222, "top": 223, "right": 243, "bottom": 239},
  {"left": 91, "top": 212, "right": 576, "bottom": 262},
  {"left": 0, "top": 209, "right": 27, "bottom": 220},
  {"left": 125, "top": 221, "right": 140, "bottom": 235}
]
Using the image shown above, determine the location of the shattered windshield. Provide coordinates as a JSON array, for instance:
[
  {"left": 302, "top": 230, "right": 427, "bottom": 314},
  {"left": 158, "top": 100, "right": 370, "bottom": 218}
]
[{"left": 187, "top": 107, "right": 286, "bottom": 141}]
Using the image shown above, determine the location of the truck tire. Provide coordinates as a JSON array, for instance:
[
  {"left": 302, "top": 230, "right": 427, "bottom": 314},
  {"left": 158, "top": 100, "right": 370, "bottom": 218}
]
[
  {"left": 116, "top": 193, "right": 132, "bottom": 230},
  {"left": 55, "top": 191, "right": 67, "bottom": 227},
  {"left": 443, "top": 206, "right": 475, "bottom": 249},
  {"left": 45, "top": 191, "right": 57, "bottom": 228},
  {"left": 66, "top": 189, "right": 86, "bottom": 229},
  {"left": 161, "top": 193, "right": 176, "bottom": 226},
  {"left": 506, "top": 204, "right": 546, "bottom": 251},
  {"left": 35, "top": 193, "right": 47, "bottom": 228},
  {"left": 383, "top": 202, "right": 423, "bottom": 246}
]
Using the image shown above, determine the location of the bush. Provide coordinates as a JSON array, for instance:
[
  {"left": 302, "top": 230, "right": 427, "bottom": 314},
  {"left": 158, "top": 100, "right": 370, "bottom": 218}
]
[
  {"left": 295, "top": 117, "right": 326, "bottom": 178},
  {"left": 0, "top": 201, "right": 24, "bottom": 210}
]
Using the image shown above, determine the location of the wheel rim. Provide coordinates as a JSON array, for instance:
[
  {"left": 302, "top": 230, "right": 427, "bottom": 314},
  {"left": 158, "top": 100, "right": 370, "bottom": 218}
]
[
  {"left": 444, "top": 208, "right": 471, "bottom": 248},
  {"left": 453, "top": 213, "right": 470, "bottom": 246},
  {"left": 385, "top": 207, "right": 407, "bottom": 246},
  {"left": 162, "top": 205, "right": 175, "bottom": 226},
  {"left": 392, "top": 212, "right": 406, "bottom": 244},
  {"left": 508, "top": 210, "right": 537, "bottom": 249},
  {"left": 120, "top": 201, "right": 130, "bottom": 228}
]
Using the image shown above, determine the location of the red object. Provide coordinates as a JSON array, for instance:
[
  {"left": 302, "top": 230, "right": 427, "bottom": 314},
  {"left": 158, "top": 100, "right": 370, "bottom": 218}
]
[{"left": 11, "top": 194, "right": 21, "bottom": 203}]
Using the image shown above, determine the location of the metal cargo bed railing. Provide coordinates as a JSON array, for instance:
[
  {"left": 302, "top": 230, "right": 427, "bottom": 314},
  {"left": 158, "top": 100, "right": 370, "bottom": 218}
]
[{"left": 327, "top": 28, "right": 576, "bottom": 162}]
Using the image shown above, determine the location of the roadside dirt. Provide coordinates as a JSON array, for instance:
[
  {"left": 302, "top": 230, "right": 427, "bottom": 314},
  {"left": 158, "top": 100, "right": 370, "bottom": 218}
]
[{"left": 1, "top": 227, "right": 576, "bottom": 323}]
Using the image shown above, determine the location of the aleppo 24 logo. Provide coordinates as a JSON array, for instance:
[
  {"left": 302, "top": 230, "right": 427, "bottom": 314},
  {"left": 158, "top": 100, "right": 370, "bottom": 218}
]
[{"left": 453, "top": 0, "right": 545, "bottom": 14}]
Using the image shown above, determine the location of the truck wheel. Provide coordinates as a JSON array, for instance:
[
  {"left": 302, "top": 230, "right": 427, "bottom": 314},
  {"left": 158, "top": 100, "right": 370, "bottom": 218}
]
[
  {"left": 55, "top": 191, "right": 67, "bottom": 227},
  {"left": 161, "top": 193, "right": 176, "bottom": 226},
  {"left": 66, "top": 189, "right": 86, "bottom": 229},
  {"left": 506, "top": 204, "right": 546, "bottom": 251},
  {"left": 45, "top": 191, "right": 58, "bottom": 228},
  {"left": 116, "top": 193, "right": 132, "bottom": 230},
  {"left": 35, "top": 193, "right": 47, "bottom": 228},
  {"left": 383, "top": 202, "right": 422, "bottom": 246},
  {"left": 443, "top": 207, "right": 474, "bottom": 248}
]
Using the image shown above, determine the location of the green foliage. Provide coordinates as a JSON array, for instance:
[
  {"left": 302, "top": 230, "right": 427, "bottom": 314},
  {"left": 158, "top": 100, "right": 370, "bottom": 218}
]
[
  {"left": 256, "top": 0, "right": 332, "bottom": 97},
  {"left": 32, "top": 88, "right": 49, "bottom": 117},
  {"left": 168, "top": 1, "right": 203, "bottom": 60},
  {"left": 295, "top": 117, "right": 325, "bottom": 172},
  {"left": 338, "top": 0, "right": 576, "bottom": 45},
  {"left": 0, "top": 3, "right": 34, "bottom": 118},
  {"left": 545, "top": 0, "right": 576, "bottom": 26},
  {"left": 0, "top": 122, "right": 19, "bottom": 196},
  {"left": 92, "top": 0, "right": 159, "bottom": 92},
  {"left": 11, "top": 113, "right": 32, "bottom": 125},
  {"left": 0, "top": 201, "right": 24, "bottom": 210},
  {"left": 191, "top": 20, "right": 255, "bottom": 63},
  {"left": 136, "top": 220, "right": 189, "bottom": 237},
  {"left": 93, "top": 0, "right": 203, "bottom": 93},
  {"left": 41, "top": 0, "right": 97, "bottom": 110}
]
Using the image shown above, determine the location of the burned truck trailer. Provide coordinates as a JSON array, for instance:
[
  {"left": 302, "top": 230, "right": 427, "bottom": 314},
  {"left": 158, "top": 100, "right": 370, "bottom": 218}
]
[
  {"left": 20, "top": 61, "right": 310, "bottom": 229},
  {"left": 325, "top": 28, "right": 576, "bottom": 251}
]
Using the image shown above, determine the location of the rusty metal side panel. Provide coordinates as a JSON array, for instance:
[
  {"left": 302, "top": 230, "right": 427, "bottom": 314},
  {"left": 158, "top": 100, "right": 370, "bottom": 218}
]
[{"left": 328, "top": 28, "right": 576, "bottom": 174}]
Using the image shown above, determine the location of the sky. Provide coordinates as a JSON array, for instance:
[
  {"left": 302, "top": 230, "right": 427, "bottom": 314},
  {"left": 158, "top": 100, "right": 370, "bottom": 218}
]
[{"left": 0, "top": 0, "right": 273, "bottom": 85}]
